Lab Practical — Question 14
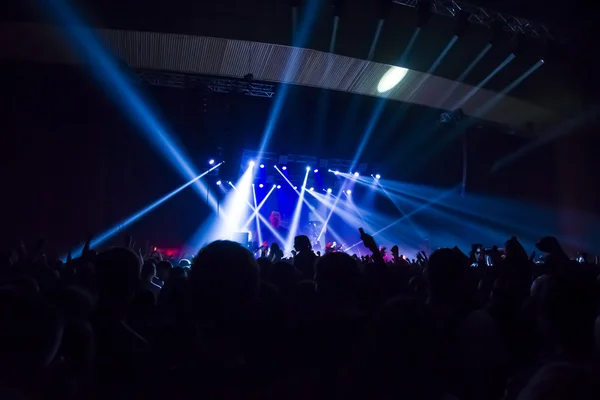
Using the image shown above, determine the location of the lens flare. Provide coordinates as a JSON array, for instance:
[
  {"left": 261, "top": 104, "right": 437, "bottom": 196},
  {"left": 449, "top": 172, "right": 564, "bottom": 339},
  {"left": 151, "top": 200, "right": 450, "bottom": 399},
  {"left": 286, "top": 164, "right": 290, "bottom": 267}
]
[{"left": 377, "top": 66, "right": 409, "bottom": 93}]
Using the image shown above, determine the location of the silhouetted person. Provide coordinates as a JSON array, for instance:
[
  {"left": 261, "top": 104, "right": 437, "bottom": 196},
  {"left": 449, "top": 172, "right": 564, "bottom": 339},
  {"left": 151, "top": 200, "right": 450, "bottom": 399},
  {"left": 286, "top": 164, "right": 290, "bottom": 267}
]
[
  {"left": 154, "top": 260, "right": 172, "bottom": 287},
  {"left": 92, "top": 247, "right": 150, "bottom": 396},
  {"left": 293, "top": 235, "right": 317, "bottom": 279}
]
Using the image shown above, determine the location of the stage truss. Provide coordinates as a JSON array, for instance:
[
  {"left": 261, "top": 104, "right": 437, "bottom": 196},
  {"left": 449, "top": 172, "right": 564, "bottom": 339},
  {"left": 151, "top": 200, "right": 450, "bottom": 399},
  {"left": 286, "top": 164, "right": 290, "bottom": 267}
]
[
  {"left": 137, "top": 70, "right": 277, "bottom": 98},
  {"left": 393, "top": 0, "right": 555, "bottom": 40}
]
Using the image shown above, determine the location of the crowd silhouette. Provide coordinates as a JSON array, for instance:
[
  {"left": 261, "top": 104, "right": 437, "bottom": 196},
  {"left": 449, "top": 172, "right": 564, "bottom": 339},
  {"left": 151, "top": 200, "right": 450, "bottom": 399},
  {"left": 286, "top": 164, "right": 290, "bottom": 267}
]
[{"left": 1, "top": 229, "right": 600, "bottom": 400}]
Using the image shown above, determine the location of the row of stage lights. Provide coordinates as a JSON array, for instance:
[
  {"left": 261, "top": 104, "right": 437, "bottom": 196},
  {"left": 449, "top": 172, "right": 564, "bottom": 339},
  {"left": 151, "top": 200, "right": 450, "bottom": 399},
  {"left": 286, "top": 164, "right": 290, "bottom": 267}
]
[
  {"left": 208, "top": 160, "right": 379, "bottom": 193},
  {"left": 247, "top": 159, "right": 382, "bottom": 179},
  {"left": 215, "top": 181, "right": 353, "bottom": 195}
]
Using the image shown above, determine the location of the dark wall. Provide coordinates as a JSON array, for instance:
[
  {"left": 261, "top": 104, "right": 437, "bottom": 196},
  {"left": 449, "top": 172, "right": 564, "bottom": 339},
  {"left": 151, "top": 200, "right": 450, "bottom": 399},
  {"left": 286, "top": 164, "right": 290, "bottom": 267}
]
[{"left": 0, "top": 62, "right": 217, "bottom": 251}]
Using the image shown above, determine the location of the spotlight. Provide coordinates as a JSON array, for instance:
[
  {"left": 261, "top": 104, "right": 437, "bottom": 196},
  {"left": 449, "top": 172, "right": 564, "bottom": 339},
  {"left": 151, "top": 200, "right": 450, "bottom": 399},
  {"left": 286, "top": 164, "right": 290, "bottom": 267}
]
[
  {"left": 282, "top": 166, "right": 287, "bottom": 170},
  {"left": 209, "top": 159, "right": 215, "bottom": 165},
  {"left": 277, "top": 185, "right": 281, "bottom": 189},
  {"left": 259, "top": 183, "right": 264, "bottom": 188},
  {"left": 293, "top": 186, "right": 298, "bottom": 190},
  {"left": 249, "top": 160, "right": 255, "bottom": 167},
  {"left": 216, "top": 180, "right": 221, "bottom": 185},
  {"left": 354, "top": 172, "right": 359, "bottom": 177},
  {"left": 327, "top": 188, "right": 332, "bottom": 193},
  {"left": 334, "top": 170, "right": 339, "bottom": 175},
  {"left": 260, "top": 164, "right": 265, "bottom": 168},
  {"left": 309, "top": 187, "right": 314, "bottom": 191},
  {"left": 306, "top": 166, "right": 311, "bottom": 171},
  {"left": 346, "top": 190, "right": 352, "bottom": 195},
  {"left": 377, "top": 66, "right": 409, "bottom": 93},
  {"left": 314, "top": 169, "right": 319, "bottom": 173},
  {"left": 375, "top": 174, "right": 381, "bottom": 179}
]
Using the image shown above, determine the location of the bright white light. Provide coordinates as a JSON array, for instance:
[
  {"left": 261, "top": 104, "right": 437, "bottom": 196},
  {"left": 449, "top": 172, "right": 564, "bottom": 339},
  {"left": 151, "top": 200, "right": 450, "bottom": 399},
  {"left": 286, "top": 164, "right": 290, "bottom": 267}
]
[
  {"left": 346, "top": 190, "right": 352, "bottom": 195},
  {"left": 209, "top": 159, "right": 215, "bottom": 165},
  {"left": 218, "top": 166, "right": 254, "bottom": 240},
  {"left": 282, "top": 166, "right": 287, "bottom": 170},
  {"left": 277, "top": 185, "right": 281, "bottom": 189},
  {"left": 377, "top": 66, "right": 409, "bottom": 93},
  {"left": 216, "top": 180, "right": 221, "bottom": 185},
  {"left": 259, "top": 184, "right": 264, "bottom": 188},
  {"left": 309, "top": 187, "right": 314, "bottom": 191},
  {"left": 375, "top": 174, "right": 381, "bottom": 179},
  {"left": 260, "top": 164, "right": 265, "bottom": 168},
  {"left": 306, "top": 166, "right": 311, "bottom": 171},
  {"left": 293, "top": 186, "right": 298, "bottom": 190},
  {"left": 249, "top": 160, "right": 255, "bottom": 167},
  {"left": 354, "top": 172, "right": 359, "bottom": 177},
  {"left": 327, "top": 188, "right": 332, "bottom": 193},
  {"left": 334, "top": 170, "right": 339, "bottom": 175},
  {"left": 314, "top": 169, "right": 319, "bottom": 173}
]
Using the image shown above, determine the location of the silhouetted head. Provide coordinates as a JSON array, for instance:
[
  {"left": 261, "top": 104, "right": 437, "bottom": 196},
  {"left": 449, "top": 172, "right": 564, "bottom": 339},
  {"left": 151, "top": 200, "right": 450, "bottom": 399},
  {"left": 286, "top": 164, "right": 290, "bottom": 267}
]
[
  {"left": 294, "top": 235, "right": 312, "bottom": 252},
  {"left": 156, "top": 260, "right": 172, "bottom": 282},
  {"left": 269, "top": 210, "right": 281, "bottom": 228},
  {"left": 140, "top": 260, "right": 156, "bottom": 282},
  {"left": 95, "top": 247, "right": 141, "bottom": 300},
  {"left": 190, "top": 241, "right": 259, "bottom": 327},
  {"left": 535, "top": 236, "right": 563, "bottom": 255},
  {"left": 426, "top": 248, "right": 470, "bottom": 304},
  {"left": 505, "top": 236, "right": 528, "bottom": 262},
  {"left": 314, "top": 252, "right": 359, "bottom": 295}
]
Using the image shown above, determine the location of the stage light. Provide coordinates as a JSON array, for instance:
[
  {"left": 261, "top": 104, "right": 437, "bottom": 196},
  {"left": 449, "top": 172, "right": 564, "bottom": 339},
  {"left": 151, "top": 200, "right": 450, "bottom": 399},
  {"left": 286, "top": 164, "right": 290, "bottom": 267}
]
[
  {"left": 334, "top": 170, "right": 339, "bottom": 175},
  {"left": 260, "top": 164, "right": 265, "bottom": 168},
  {"left": 377, "top": 66, "right": 408, "bottom": 93},
  {"left": 259, "top": 183, "right": 264, "bottom": 188},
  {"left": 249, "top": 160, "right": 255, "bottom": 167},
  {"left": 282, "top": 166, "right": 287, "bottom": 170},
  {"left": 216, "top": 180, "right": 221, "bottom": 185},
  {"left": 346, "top": 190, "right": 352, "bottom": 195},
  {"left": 309, "top": 187, "right": 314, "bottom": 191},
  {"left": 375, "top": 174, "right": 381, "bottom": 179},
  {"left": 327, "top": 188, "right": 332, "bottom": 193},
  {"left": 293, "top": 186, "right": 298, "bottom": 190},
  {"left": 314, "top": 169, "right": 319, "bottom": 173},
  {"left": 277, "top": 185, "right": 281, "bottom": 189},
  {"left": 306, "top": 166, "right": 311, "bottom": 171},
  {"left": 209, "top": 159, "right": 215, "bottom": 165},
  {"left": 354, "top": 172, "right": 359, "bottom": 177}
]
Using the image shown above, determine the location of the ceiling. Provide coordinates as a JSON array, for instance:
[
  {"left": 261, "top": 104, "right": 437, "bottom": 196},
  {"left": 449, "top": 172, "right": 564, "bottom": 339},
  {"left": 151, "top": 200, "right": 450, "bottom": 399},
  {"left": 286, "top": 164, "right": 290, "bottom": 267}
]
[
  {"left": 0, "top": 22, "right": 557, "bottom": 130},
  {"left": 2, "top": 0, "right": 590, "bottom": 118}
]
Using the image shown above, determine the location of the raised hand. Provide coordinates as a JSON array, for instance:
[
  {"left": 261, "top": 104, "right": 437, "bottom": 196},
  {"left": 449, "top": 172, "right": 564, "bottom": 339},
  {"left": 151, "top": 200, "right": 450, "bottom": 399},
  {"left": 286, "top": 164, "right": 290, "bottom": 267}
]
[
  {"left": 82, "top": 235, "right": 91, "bottom": 256},
  {"left": 359, "top": 228, "right": 378, "bottom": 253}
]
